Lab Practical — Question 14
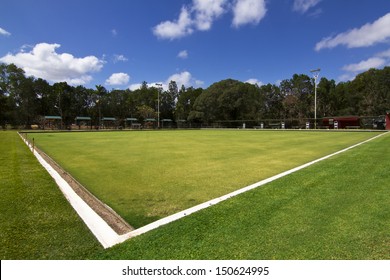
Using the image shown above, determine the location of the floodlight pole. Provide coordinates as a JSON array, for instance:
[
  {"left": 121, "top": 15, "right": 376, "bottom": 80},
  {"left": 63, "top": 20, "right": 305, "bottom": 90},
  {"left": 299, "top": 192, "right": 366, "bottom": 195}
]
[
  {"left": 96, "top": 99, "right": 101, "bottom": 129},
  {"left": 155, "top": 83, "right": 162, "bottom": 129},
  {"left": 310, "top": 68, "right": 321, "bottom": 129}
]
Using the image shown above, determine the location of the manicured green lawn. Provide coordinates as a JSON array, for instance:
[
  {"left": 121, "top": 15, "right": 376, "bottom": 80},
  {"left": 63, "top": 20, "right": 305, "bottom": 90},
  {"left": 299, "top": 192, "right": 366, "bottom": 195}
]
[
  {"left": 97, "top": 131, "right": 390, "bottom": 260},
  {"left": 30, "top": 130, "right": 382, "bottom": 228},
  {"left": 0, "top": 131, "right": 103, "bottom": 259}
]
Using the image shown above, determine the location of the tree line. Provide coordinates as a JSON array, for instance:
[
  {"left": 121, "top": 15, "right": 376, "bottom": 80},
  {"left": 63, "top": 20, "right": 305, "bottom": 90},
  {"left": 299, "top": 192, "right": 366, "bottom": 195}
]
[{"left": 1, "top": 63, "right": 389, "bottom": 129}]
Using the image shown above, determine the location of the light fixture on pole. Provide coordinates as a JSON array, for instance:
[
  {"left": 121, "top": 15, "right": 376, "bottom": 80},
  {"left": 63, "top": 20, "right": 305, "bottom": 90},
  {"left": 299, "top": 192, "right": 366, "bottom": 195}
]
[
  {"left": 155, "top": 83, "right": 162, "bottom": 129},
  {"left": 96, "top": 99, "right": 101, "bottom": 129},
  {"left": 310, "top": 68, "right": 320, "bottom": 129}
]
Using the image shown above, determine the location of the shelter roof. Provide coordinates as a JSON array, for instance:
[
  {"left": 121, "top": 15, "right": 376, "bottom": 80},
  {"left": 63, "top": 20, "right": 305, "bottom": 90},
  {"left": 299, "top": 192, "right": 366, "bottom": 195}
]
[
  {"left": 75, "top": 117, "right": 91, "bottom": 121},
  {"left": 44, "top": 116, "right": 62, "bottom": 120}
]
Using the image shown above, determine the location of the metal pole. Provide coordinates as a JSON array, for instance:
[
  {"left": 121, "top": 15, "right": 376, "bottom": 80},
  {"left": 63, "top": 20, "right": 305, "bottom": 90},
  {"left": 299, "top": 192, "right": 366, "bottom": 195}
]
[
  {"left": 155, "top": 83, "right": 162, "bottom": 129},
  {"left": 97, "top": 99, "right": 101, "bottom": 130},
  {"left": 310, "top": 69, "right": 320, "bottom": 129},
  {"left": 314, "top": 80, "right": 317, "bottom": 129}
]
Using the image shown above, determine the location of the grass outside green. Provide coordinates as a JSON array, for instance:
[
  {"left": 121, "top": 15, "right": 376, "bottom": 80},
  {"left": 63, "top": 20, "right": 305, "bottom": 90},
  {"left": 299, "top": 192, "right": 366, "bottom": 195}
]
[
  {"left": 30, "top": 130, "right": 382, "bottom": 228},
  {"left": 0, "top": 131, "right": 103, "bottom": 259}
]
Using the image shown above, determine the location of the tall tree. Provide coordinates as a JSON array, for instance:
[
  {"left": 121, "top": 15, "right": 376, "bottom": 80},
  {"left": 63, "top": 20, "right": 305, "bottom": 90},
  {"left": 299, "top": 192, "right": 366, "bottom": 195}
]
[
  {"left": 52, "top": 82, "right": 74, "bottom": 126},
  {"left": 189, "top": 79, "right": 262, "bottom": 124},
  {"left": 34, "top": 78, "right": 53, "bottom": 117},
  {"left": 261, "top": 83, "right": 284, "bottom": 119},
  {"left": 0, "top": 64, "right": 10, "bottom": 127},
  {"left": 160, "top": 81, "right": 178, "bottom": 120},
  {"left": 280, "top": 74, "right": 313, "bottom": 123},
  {"left": 175, "top": 86, "right": 202, "bottom": 121},
  {"left": 317, "top": 77, "right": 337, "bottom": 117}
]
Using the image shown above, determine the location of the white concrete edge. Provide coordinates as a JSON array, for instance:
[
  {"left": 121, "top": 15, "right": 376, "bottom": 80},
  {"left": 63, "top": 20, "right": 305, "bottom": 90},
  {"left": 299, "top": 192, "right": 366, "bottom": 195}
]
[
  {"left": 18, "top": 133, "right": 121, "bottom": 248},
  {"left": 19, "top": 131, "right": 388, "bottom": 248}
]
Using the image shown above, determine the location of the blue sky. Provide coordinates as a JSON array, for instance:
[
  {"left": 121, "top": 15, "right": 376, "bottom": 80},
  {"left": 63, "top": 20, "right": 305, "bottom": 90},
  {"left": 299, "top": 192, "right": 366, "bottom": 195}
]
[{"left": 1, "top": 0, "right": 390, "bottom": 90}]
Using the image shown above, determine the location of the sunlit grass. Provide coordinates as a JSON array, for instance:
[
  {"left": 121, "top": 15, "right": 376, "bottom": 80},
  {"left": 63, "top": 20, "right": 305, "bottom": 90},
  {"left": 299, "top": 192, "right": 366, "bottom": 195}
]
[{"left": 30, "top": 130, "right": 381, "bottom": 228}]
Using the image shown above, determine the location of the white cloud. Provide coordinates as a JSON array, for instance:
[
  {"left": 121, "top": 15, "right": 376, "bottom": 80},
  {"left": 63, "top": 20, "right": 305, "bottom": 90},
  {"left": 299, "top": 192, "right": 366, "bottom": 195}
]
[
  {"left": 0, "top": 43, "right": 104, "bottom": 85},
  {"left": 153, "top": 7, "right": 194, "bottom": 40},
  {"left": 193, "top": 0, "right": 227, "bottom": 30},
  {"left": 316, "top": 12, "right": 390, "bottom": 51},
  {"left": 0, "top": 27, "right": 11, "bottom": 36},
  {"left": 153, "top": 1, "right": 228, "bottom": 40},
  {"left": 153, "top": 0, "right": 267, "bottom": 39},
  {"left": 111, "top": 29, "right": 118, "bottom": 37},
  {"left": 113, "top": 54, "right": 128, "bottom": 63},
  {"left": 308, "top": 8, "right": 323, "bottom": 18},
  {"left": 377, "top": 48, "right": 390, "bottom": 58},
  {"left": 177, "top": 50, "right": 188, "bottom": 59},
  {"left": 338, "top": 73, "right": 356, "bottom": 82},
  {"left": 105, "top": 73, "right": 130, "bottom": 86},
  {"left": 232, "top": 0, "right": 267, "bottom": 27},
  {"left": 293, "top": 0, "right": 321, "bottom": 14},
  {"left": 167, "top": 71, "right": 204, "bottom": 88},
  {"left": 129, "top": 71, "right": 204, "bottom": 91},
  {"left": 339, "top": 48, "right": 390, "bottom": 81},
  {"left": 195, "top": 79, "right": 205, "bottom": 87},
  {"left": 246, "top": 78, "right": 263, "bottom": 86},
  {"left": 129, "top": 83, "right": 143, "bottom": 91},
  {"left": 167, "top": 71, "right": 193, "bottom": 88},
  {"left": 342, "top": 57, "right": 386, "bottom": 73}
]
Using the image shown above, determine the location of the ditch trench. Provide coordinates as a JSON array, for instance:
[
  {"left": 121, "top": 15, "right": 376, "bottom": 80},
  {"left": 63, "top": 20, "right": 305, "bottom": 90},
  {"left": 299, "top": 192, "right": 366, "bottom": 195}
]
[{"left": 21, "top": 133, "right": 134, "bottom": 235}]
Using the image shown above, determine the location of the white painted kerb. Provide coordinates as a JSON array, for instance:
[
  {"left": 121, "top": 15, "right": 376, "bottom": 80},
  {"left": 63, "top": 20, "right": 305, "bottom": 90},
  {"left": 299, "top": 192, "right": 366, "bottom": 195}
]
[
  {"left": 20, "top": 132, "right": 388, "bottom": 248},
  {"left": 19, "top": 134, "right": 121, "bottom": 248}
]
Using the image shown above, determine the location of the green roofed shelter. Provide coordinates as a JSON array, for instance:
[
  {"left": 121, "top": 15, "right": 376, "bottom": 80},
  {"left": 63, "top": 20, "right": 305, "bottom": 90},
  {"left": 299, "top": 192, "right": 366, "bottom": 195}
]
[
  {"left": 43, "top": 116, "right": 62, "bottom": 129},
  {"left": 177, "top": 119, "right": 187, "bottom": 128},
  {"left": 162, "top": 118, "right": 173, "bottom": 128},
  {"left": 125, "top": 118, "right": 140, "bottom": 129},
  {"left": 75, "top": 117, "right": 91, "bottom": 121},
  {"left": 75, "top": 117, "right": 92, "bottom": 130},
  {"left": 101, "top": 117, "right": 117, "bottom": 129},
  {"left": 44, "top": 116, "right": 62, "bottom": 120},
  {"left": 102, "top": 117, "right": 116, "bottom": 121},
  {"left": 144, "top": 118, "right": 156, "bottom": 129}
]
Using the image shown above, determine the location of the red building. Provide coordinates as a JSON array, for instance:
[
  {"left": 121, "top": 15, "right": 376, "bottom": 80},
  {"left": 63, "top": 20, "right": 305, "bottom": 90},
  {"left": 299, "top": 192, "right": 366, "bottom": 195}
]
[{"left": 322, "top": 116, "right": 360, "bottom": 129}]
